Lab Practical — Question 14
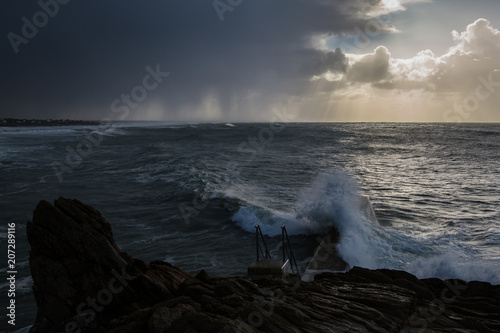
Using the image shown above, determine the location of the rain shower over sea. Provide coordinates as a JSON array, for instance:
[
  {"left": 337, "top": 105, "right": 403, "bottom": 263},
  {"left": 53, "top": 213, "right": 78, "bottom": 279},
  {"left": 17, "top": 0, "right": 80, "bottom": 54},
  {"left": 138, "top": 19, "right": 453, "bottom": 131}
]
[{"left": 1, "top": 122, "right": 499, "bottom": 330}]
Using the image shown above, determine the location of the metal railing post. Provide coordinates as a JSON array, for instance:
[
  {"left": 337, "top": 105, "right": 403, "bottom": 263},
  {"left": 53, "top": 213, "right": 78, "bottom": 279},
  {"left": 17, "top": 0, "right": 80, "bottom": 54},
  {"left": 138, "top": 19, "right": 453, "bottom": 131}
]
[
  {"left": 282, "top": 225, "right": 285, "bottom": 263},
  {"left": 281, "top": 224, "right": 299, "bottom": 274},
  {"left": 256, "top": 225, "right": 259, "bottom": 262}
]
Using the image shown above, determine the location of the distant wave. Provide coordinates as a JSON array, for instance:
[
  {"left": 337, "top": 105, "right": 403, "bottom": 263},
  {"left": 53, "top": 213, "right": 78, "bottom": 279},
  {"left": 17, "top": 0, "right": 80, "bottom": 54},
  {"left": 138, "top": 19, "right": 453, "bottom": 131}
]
[
  {"left": 0, "top": 127, "right": 81, "bottom": 136},
  {"left": 104, "top": 121, "right": 202, "bottom": 129}
]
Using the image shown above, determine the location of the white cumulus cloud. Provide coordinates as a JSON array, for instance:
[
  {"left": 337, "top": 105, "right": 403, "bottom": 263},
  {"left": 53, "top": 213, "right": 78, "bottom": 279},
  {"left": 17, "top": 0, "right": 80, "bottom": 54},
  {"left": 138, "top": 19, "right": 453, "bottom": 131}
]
[{"left": 337, "top": 19, "right": 499, "bottom": 92}]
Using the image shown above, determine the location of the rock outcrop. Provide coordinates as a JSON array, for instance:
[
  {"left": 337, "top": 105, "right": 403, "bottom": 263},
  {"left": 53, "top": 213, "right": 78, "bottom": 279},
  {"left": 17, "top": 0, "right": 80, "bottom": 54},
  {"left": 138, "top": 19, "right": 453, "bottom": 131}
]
[
  {"left": 28, "top": 198, "right": 500, "bottom": 333},
  {"left": 28, "top": 198, "right": 190, "bottom": 333}
]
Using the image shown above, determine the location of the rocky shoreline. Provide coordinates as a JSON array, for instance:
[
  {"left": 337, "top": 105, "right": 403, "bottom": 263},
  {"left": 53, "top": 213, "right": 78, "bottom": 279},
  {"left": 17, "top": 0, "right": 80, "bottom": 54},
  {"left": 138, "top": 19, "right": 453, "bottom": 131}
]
[
  {"left": 27, "top": 198, "right": 500, "bottom": 332},
  {"left": 0, "top": 118, "right": 100, "bottom": 127}
]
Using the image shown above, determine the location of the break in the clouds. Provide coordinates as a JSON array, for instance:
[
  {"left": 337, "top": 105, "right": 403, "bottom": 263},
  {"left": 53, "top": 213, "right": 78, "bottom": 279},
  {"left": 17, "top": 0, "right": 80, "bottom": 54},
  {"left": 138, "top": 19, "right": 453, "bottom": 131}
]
[
  {"left": 1, "top": 0, "right": 499, "bottom": 122},
  {"left": 345, "top": 18, "right": 500, "bottom": 91},
  {"left": 324, "top": 18, "right": 500, "bottom": 121}
]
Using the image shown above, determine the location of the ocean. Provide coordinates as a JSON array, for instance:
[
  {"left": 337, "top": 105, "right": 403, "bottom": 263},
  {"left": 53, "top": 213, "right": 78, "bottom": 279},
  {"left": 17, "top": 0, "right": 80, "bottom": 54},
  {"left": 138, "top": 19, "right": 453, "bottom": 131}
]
[{"left": 1, "top": 122, "right": 499, "bottom": 331}]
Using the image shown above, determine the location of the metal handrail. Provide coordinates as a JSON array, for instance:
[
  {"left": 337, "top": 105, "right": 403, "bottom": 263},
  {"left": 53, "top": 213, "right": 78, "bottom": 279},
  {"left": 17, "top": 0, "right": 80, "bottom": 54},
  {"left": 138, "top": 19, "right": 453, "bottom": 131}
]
[
  {"left": 281, "top": 224, "right": 299, "bottom": 274},
  {"left": 255, "top": 225, "right": 271, "bottom": 261}
]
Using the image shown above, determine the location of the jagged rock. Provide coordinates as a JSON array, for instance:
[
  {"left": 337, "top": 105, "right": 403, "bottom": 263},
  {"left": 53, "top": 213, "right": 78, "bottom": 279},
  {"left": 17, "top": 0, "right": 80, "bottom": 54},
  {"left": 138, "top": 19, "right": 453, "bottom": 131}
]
[
  {"left": 28, "top": 198, "right": 500, "bottom": 333},
  {"left": 28, "top": 198, "right": 191, "bottom": 333}
]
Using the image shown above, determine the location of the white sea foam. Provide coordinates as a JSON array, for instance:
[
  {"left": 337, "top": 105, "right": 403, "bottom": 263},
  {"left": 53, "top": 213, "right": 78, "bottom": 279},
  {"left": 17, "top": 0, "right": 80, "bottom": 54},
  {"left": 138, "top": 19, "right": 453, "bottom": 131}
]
[
  {"left": 231, "top": 170, "right": 379, "bottom": 249},
  {"left": 232, "top": 206, "right": 315, "bottom": 236},
  {"left": 231, "top": 169, "right": 500, "bottom": 283},
  {"left": 294, "top": 170, "right": 392, "bottom": 269},
  {"left": 163, "top": 255, "right": 176, "bottom": 264},
  {"left": 408, "top": 253, "right": 500, "bottom": 284},
  {"left": 98, "top": 126, "right": 129, "bottom": 136},
  {"left": 107, "top": 121, "right": 201, "bottom": 128},
  {"left": 0, "top": 127, "right": 80, "bottom": 136}
]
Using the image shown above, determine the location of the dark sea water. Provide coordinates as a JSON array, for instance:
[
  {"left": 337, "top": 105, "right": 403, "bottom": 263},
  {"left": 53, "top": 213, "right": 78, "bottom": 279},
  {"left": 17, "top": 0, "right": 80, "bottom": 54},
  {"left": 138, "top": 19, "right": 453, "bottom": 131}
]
[{"left": 1, "top": 122, "right": 499, "bottom": 331}]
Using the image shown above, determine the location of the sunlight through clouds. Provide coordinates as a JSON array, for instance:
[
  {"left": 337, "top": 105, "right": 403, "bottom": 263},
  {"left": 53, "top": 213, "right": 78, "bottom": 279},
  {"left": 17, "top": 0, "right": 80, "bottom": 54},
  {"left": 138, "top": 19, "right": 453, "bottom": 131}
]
[
  {"left": 2, "top": 0, "right": 499, "bottom": 122},
  {"left": 307, "top": 18, "right": 500, "bottom": 121}
]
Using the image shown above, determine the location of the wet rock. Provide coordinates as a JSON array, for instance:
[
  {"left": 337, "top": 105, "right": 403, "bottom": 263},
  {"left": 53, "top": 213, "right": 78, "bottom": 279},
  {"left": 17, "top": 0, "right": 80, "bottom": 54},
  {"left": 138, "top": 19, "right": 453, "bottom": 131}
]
[
  {"left": 28, "top": 198, "right": 191, "bottom": 333},
  {"left": 28, "top": 198, "right": 500, "bottom": 333}
]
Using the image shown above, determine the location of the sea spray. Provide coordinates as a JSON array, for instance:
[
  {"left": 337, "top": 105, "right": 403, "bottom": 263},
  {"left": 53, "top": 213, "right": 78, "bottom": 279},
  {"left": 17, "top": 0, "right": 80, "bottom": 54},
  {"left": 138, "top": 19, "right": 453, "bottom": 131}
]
[
  {"left": 294, "top": 170, "right": 392, "bottom": 269},
  {"left": 230, "top": 169, "right": 500, "bottom": 282},
  {"left": 231, "top": 169, "right": 394, "bottom": 267},
  {"left": 408, "top": 253, "right": 500, "bottom": 285},
  {"left": 2, "top": 122, "right": 500, "bottom": 331},
  {"left": 232, "top": 206, "right": 313, "bottom": 236}
]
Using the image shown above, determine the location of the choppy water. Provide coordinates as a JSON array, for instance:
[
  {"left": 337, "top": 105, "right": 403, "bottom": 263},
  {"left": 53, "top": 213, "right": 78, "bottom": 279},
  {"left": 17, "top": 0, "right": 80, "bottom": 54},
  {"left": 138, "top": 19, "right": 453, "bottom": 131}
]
[{"left": 1, "top": 122, "right": 499, "bottom": 331}]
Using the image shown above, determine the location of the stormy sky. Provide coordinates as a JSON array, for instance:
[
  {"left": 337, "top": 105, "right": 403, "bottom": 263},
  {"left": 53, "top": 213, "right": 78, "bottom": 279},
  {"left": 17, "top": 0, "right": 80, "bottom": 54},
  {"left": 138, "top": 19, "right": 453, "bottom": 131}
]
[{"left": 2, "top": 0, "right": 500, "bottom": 122}]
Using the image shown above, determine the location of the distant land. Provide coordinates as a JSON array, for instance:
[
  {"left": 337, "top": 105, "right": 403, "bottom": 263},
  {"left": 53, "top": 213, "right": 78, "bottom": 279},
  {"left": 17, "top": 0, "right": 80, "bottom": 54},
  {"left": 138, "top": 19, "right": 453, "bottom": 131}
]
[{"left": 0, "top": 118, "right": 100, "bottom": 127}]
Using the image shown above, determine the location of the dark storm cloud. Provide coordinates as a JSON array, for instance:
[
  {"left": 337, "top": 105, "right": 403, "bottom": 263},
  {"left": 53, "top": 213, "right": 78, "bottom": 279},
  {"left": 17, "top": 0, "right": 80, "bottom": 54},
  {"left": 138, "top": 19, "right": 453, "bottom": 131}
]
[
  {"left": 300, "top": 48, "right": 349, "bottom": 77},
  {"left": 1, "top": 0, "right": 387, "bottom": 120}
]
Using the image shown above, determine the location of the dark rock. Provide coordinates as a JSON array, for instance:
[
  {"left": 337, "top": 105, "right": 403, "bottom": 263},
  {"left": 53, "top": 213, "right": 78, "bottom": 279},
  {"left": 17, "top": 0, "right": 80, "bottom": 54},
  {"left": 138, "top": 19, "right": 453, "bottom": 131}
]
[
  {"left": 28, "top": 198, "right": 500, "bottom": 333},
  {"left": 347, "top": 266, "right": 394, "bottom": 284},
  {"left": 195, "top": 269, "right": 211, "bottom": 282},
  {"left": 176, "top": 276, "right": 215, "bottom": 301},
  {"left": 28, "top": 198, "right": 191, "bottom": 333}
]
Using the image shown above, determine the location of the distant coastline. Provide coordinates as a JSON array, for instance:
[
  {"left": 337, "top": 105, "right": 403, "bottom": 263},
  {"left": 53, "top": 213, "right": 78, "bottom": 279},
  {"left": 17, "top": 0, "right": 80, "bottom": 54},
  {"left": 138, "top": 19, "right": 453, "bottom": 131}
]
[{"left": 0, "top": 118, "right": 100, "bottom": 127}]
